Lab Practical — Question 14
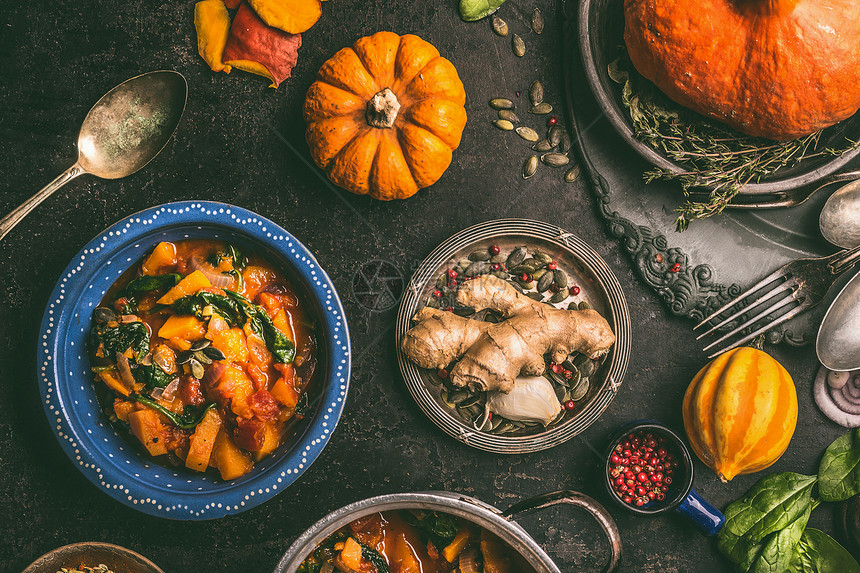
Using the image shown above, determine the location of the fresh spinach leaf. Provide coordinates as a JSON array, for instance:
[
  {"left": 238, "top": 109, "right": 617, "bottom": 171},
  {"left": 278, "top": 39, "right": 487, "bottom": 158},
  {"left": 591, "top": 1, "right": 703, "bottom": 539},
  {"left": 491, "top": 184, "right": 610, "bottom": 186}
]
[
  {"left": 459, "top": 0, "right": 506, "bottom": 21},
  {"left": 208, "top": 244, "right": 247, "bottom": 270},
  {"left": 741, "top": 501, "right": 816, "bottom": 573},
  {"left": 818, "top": 427, "right": 860, "bottom": 502},
  {"left": 133, "top": 364, "right": 175, "bottom": 389},
  {"left": 788, "top": 529, "right": 860, "bottom": 573},
  {"left": 93, "top": 322, "right": 150, "bottom": 362},
  {"left": 718, "top": 472, "right": 818, "bottom": 566},
  {"left": 122, "top": 273, "right": 181, "bottom": 295},
  {"left": 130, "top": 394, "right": 216, "bottom": 430}
]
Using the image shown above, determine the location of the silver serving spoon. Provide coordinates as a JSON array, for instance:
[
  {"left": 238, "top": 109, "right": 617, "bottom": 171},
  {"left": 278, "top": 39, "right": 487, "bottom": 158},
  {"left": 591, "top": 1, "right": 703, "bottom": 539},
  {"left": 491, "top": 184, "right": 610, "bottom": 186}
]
[
  {"left": 817, "top": 180, "right": 860, "bottom": 371},
  {"left": 0, "top": 70, "right": 187, "bottom": 242},
  {"left": 820, "top": 180, "right": 860, "bottom": 249}
]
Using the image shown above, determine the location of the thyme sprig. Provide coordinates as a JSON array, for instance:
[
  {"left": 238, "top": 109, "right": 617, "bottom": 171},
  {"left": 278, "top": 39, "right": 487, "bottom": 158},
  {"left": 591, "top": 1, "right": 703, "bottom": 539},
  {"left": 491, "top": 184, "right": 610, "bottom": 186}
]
[{"left": 608, "top": 57, "right": 856, "bottom": 231}]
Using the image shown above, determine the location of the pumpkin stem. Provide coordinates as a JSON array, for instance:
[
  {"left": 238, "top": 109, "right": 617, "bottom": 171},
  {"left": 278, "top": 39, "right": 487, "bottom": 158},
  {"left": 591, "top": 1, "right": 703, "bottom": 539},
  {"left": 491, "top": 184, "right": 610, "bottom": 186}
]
[{"left": 366, "top": 88, "right": 401, "bottom": 129}]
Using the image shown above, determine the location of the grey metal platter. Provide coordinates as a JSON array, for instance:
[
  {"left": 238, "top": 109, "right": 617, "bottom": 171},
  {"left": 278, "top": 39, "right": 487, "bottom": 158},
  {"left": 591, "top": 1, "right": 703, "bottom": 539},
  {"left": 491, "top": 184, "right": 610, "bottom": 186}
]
[
  {"left": 395, "top": 219, "right": 631, "bottom": 454},
  {"left": 562, "top": 7, "right": 860, "bottom": 346}
]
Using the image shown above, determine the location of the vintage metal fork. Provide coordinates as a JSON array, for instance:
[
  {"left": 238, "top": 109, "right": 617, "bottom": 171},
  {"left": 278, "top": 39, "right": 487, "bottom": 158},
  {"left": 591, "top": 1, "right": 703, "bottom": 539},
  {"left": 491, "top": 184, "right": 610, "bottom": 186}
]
[
  {"left": 694, "top": 244, "right": 860, "bottom": 357},
  {"left": 685, "top": 170, "right": 860, "bottom": 209}
]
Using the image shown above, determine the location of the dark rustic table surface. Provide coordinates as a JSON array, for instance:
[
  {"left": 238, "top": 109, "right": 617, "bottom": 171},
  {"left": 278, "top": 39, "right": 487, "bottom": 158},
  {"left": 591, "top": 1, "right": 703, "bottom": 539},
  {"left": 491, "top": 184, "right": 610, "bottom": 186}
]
[{"left": 0, "top": 1, "right": 850, "bottom": 571}]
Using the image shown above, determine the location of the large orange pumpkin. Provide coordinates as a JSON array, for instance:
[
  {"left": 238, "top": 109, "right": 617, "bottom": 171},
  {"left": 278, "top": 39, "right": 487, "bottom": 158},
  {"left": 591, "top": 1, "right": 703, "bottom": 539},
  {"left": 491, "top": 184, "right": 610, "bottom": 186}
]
[
  {"left": 624, "top": 0, "right": 860, "bottom": 140},
  {"left": 304, "top": 32, "right": 467, "bottom": 200},
  {"left": 682, "top": 347, "right": 797, "bottom": 482}
]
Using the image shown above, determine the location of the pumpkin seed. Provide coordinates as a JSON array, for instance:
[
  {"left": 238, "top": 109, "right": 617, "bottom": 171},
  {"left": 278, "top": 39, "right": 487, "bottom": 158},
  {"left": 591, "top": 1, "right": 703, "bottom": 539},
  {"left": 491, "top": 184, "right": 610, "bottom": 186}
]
[
  {"left": 507, "top": 246, "right": 528, "bottom": 268},
  {"left": 427, "top": 372, "right": 442, "bottom": 386},
  {"left": 523, "top": 155, "right": 538, "bottom": 179},
  {"left": 448, "top": 391, "right": 470, "bottom": 406},
  {"left": 466, "top": 403, "right": 483, "bottom": 418},
  {"left": 189, "top": 358, "right": 205, "bottom": 380},
  {"left": 537, "top": 271, "right": 554, "bottom": 293},
  {"left": 521, "top": 257, "right": 543, "bottom": 271},
  {"left": 459, "top": 393, "right": 482, "bottom": 408},
  {"left": 194, "top": 350, "right": 213, "bottom": 365},
  {"left": 436, "top": 275, "right": 447, "bottom": 290},
  {"left": 516, "top": 126, "right": 540, "bottom": 142},
  {"left": 548, "top": 368, "right": 569, "bottom": 387},
  {"left": 532, "top": 139, "right": 553, "bottom": 152},
  {"left": 531, "top": 7, "right": 544, "bottom": 34},
  {"left": 489, "top": 98, "right": 514, "bottom": 110},
  {"left": 492, "top": 421, "right": 516, "bottom": 435},
  {"left": 567, "top": 368, "right": 582, "bottom": 388},
  {"left": 553, "top": 268, "right": 568, "bottom": 288},
  {"left": 559, "top": 130, "right": 572, "bottom": 153},
  {"left": 554, "top": 384, "right": 567, "bottom": 402},
  {"left": 526, "top": 292, "right": 544, "bottom": 302},
  {"left": 458, "top": 258, "right": 472, "bottom": 269},
  {"left": 453, "top": 266, "right": 465, "bottom": 277},
  {"left": 494, "top": 119, "right": 514, "bottom": 131},
  {"left": 176, "top": 351, "right": 193, "bottom": 365},
  {"left": 529, "top": 81, "right": 544, "bottom": 106},
  {"left": 202, "top": 346, "right": 225, "bottom": 361},
  {"left": 579, "top": 360, "right": 596, "bottom": 378},
  {"left": 548, "top": 125, "right": 562, "bottom": 147},
  {"left": 550, "top": 287, "right": 570, "bottom": 304},
  {"left": 190, "top": 339, "right": 211, "bottom": 351},
  {"left": 515, "top": 278, "right": 536, "bottom": 290},
  {"left": 531, "top": 102, "right": 553, "bottom": 115},
  {"left": 94, "top": 307, "right": 117, "bottom": 324},
  {"left": 578, "top": 301, "right": 592, "bottom": 310},
  {"left": 534, "top": 252, "right": 552, "bottom": 264},
  {"left": 572, "top": 353, "right": 591, "bottom": 370},
  {"left": 510, "top": 420, "right": 526, "bottom": 429},
  {"left": 541, "top": 153, "right": 569, "bottom": 167},
  {"left": 465, "top": 261, "right": 490, "bottom": 277},
  {"left": 568, "top": 301, "right": 579, "bottom": 310},
  {"left": 565, "top": 165, "right": 582, "bottom": 183},
  {"left": 469, "top": 250, "right": 491, "bottom": 262},
  {"left": 426, "top": 297, "right": 441, "bottom": 309},
  {"left": 512, "top": 34, "right": 525, "bottom": 57},
  {"left": 570, "top": 377, "right": 590, "bottom": 401},
  {"left": 454, "top": 306, "right": 476, "bottom": 317},
  {"left": 492, "top": 271, "right": 509, "bottom": 280},
  {"left": 507, "top": 280, "right": 525, "bottom": 293},
  {"left": 532, "top": 268, "right": 548, "bottom": 280},
  {"left": 498, "top": 109, "right": 519, "bottom": 123},
  {"left": 490, "top": 253, "right": 507, "bottom": 263},
  {"left": 491, "top": 14, "right": 509, "bottom": 36}
]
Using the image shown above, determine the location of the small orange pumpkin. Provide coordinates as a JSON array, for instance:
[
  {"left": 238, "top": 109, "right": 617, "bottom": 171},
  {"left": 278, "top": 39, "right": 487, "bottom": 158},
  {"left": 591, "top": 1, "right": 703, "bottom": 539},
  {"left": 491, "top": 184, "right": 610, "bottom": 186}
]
[
  {"left": 624, "top": 0, "right": 860, "bottom": 140},
  {"left": 304, "top": 31, "right": 467, "bottom": 200},
  {"left": 682, "top": 347, "right": 797, "bottom": 482}
]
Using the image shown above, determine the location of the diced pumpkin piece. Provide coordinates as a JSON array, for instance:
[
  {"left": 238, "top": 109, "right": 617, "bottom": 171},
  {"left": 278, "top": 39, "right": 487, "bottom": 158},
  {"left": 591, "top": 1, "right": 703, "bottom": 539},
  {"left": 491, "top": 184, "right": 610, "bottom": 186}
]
[
  {"left": 194, "top": 0, "right": 233, "bottom": 73},
  {"left": 113, "top": 399, "right": 136, "bottom": 423},
  {"left": 141, "top": 242, "right": 177, "bottom": 276},
  {"left": 442, "top": 527, "right": 471, "bottom": 563},
  {"left": 210, "top": 327, "right": 249, "bottom": 363},
  {"left": 273, "top": 309, "right": 292, "bottom": 339},
  {"left": 247, "top": 0, "right": 321, "bottom": 34},
  {"left": 211, "top": 428, "right": 254, "bottom": 480},
  {"left": 157, "top": 270, "right": 212, "bottom": 305},
  {"left": 480, "top": 534, "right": 518, "bottom": 573},
  {"left": 99, "top": 368, "right": 131, "bottom": 397},
  {"left": 242, "top": 265, "right": 277, "bottom": 301},
  {"left": 339, "top": 538, "right": 363, "bottom": 571},
  {"left": 185, "top": 409, "right": 223, "bottom": 472},
  {"left": 166, "top": 337, "right": 193, "bottom": 351},
  {"left": 270, "top": 370, "right": 299, "bottom": 408},
  {"left": 158, "top": 315, "right": 207, "bottom": 341},
  {"left": 127, "top": 409, "right": 168, "bottom": 457},
  {"left": 213, "top": 365, "right": 254, "bottom": 418},
  {"left": 252, "top": 422, "right": 281, "bottom": 461}
]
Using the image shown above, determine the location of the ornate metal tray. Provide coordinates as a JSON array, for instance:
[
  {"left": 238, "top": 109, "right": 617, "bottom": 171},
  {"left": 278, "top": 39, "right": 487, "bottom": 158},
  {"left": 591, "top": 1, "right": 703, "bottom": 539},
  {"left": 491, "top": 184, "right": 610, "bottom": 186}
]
[
  {"left": 395, "top": 219, "right": 631, "bottom": 454},
  {"left": 562, "top": 6, "right": 860, "bottom": 346}
]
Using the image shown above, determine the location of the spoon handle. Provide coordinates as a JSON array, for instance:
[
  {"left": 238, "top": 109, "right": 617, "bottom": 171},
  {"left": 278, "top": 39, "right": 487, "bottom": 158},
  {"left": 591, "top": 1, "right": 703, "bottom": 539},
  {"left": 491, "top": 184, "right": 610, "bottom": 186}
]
[{"left": 0, "top": 164, "right": 85, "bottom": 242}]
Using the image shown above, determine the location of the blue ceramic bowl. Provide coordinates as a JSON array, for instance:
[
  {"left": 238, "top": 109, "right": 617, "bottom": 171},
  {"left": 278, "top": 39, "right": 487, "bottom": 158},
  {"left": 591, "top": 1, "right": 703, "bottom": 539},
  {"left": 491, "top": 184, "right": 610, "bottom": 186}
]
[{"left": 38, "top": 201, "right": 351, "bottom": 520}]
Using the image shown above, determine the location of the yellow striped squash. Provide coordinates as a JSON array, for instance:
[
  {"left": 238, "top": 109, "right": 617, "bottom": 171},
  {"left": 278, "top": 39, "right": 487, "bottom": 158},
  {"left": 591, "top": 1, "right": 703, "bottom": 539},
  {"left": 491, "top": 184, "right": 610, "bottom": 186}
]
[{"left": 682, "top": 347, "right": 797, "bottom": 482}]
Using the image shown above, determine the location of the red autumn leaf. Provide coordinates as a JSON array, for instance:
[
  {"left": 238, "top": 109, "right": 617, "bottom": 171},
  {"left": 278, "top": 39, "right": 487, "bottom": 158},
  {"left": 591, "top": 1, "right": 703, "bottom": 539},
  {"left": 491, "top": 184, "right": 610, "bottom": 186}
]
[
  {"left": 224, "top": 0, "right": 242, "bottom": 8},
  {"left": 223, "top": 2, "right": 302, "bottom": 88}
]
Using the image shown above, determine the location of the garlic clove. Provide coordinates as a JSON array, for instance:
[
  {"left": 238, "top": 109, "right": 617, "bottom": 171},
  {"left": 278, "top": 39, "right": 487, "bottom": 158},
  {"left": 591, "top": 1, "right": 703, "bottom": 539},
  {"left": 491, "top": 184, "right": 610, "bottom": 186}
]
[{"left": 486, "top": 376, "right": 562, "bottom": 426}]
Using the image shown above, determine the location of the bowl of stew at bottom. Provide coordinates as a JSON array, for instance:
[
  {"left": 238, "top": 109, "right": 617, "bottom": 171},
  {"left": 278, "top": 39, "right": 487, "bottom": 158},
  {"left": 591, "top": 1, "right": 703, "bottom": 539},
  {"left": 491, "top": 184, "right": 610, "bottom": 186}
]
[{"left": 38, "top": 201, "right": 351, "bottom": 520}]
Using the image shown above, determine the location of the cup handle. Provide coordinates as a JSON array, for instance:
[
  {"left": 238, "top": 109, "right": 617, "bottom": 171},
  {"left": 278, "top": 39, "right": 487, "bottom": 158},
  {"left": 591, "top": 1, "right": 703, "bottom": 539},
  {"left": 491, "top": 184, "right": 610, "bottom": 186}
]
[
  {"left": 674, "top": 488, "right": 725, "bottom": 536},
  {"left": 502, "top": 490, "right": 622, "bottom": 573}
]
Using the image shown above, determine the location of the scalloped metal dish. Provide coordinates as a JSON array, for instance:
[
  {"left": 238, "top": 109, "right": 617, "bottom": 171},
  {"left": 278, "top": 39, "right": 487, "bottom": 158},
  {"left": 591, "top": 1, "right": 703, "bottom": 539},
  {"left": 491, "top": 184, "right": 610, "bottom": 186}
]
[{"left": 395, "top": 219, "right": 631, "bottom": 454}]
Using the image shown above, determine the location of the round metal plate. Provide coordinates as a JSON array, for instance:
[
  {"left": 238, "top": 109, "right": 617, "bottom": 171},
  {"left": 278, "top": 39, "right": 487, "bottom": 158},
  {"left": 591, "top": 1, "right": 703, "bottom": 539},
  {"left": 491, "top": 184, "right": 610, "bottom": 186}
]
[{"left": 396, "top": 219, "right": 631, "bottom": 454}]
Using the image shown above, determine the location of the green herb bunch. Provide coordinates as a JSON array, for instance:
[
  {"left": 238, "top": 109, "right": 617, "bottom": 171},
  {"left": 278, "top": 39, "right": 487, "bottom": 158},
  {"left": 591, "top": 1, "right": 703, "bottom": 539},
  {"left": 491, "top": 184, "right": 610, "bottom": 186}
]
[
  {"left": 718, "top": 427, "right": 860, "bottom": 573},
  {"left": 608, "top": 57, "right": 857, "bottom": 231}
]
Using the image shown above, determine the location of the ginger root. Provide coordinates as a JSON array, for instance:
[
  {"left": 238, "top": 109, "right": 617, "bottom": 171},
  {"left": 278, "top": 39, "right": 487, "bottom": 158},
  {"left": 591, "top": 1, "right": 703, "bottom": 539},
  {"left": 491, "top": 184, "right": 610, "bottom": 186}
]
[{"left": 401, "top": 276, "right": 615, "bottom": 393}]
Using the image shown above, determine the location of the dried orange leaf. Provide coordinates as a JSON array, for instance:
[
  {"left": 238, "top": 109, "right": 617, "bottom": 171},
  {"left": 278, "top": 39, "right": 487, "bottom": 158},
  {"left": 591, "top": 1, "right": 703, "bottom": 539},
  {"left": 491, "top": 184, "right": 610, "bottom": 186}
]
[
  {"left": 194, "top": 0, "right": 233, "bottom": 73},
  {"left": 223, "top": 3, "right": 302, "bottom": 88},
  {"left": 247, "top": 0, "right": 322, "bottom": 34},
  {"left": 224, "top": 0, "right": 242, "bottom": 8}
]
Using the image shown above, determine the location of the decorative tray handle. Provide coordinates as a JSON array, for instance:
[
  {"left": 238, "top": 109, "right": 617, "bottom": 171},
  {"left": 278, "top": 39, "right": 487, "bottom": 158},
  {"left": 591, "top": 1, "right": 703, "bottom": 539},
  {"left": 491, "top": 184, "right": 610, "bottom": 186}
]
[{"left": 503, "top": 490, "right": 622, "bottom": 573}]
